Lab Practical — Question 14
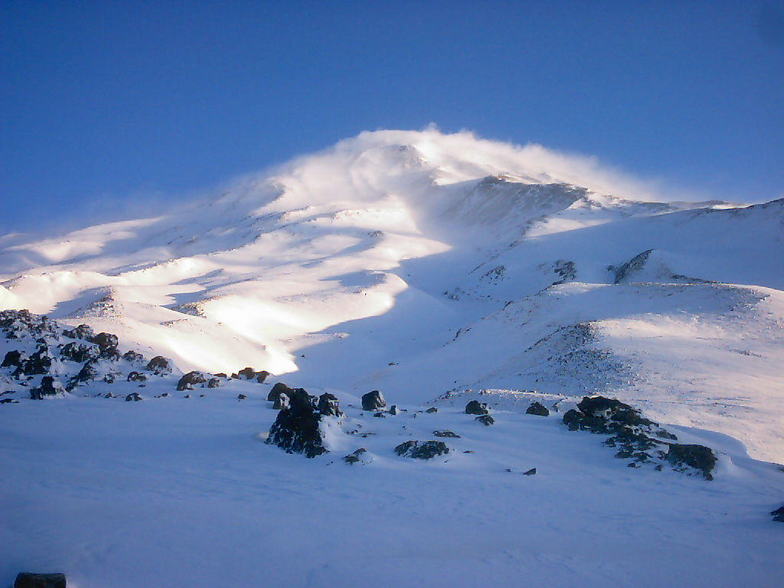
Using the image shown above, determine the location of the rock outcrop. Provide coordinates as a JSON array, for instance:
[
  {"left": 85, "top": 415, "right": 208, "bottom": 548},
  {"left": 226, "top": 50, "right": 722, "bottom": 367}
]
[
  {"left": 394, "top": 440, "right": 450, "bottom": 459},
  {"left": 266, "top": 388, "right": 330, "bottom": 458},
  {"left": 361, "top": 390, "right": 386, "bottom": 411}
]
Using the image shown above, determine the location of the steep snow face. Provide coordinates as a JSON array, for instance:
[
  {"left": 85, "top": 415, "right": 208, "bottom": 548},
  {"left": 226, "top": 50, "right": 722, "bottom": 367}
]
[{"left": 1, "top": 128, "right": 782, "bottom": 461}]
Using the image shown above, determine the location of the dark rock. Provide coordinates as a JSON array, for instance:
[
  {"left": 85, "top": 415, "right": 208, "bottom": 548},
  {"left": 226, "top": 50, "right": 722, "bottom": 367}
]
[
  {"left": 612, "top": 249, "right": 654, "bottom": 283},
  {"left": 237, "top": 394, "right": 247, "bottom": 400},
  {"left": 30, "top": 376, "right": 64, "bottom": 399},
  {"left": 317, "top": 392, "right": 343, "bottom": 416},
  {"left": 70, "top": 360, "right": 99, "bottom": 387},
  {"left": 235, "top": 367, "right": 270, "bottom": 382},
  {"left": 343, "top": 448, "right": 368, "bottom": 464},
  {"left": 93, "top": 332, "right": 118, "bottom": 350},
  {"left": 14, "top": 572, "right": 66, "bottom": 588},
  {"left": 577, "top": 396, "right": 653, "bottom": 428},
  {"left": 214, "top": 373, "right": 227, "bottom": 378},
  {"left": 60, "top": 341, "right": 99, "bottom": 363},
  {"left": 465, "top": 400, "right": 489, "bottom": 415},
  {"left": 103, "top": 373, "right": 115, "bottom": 384},
  {"left": 207, "top": 378, "right": 221, "bottom": 388},
  {"left": 2, "top": 350, "right": 26, "bottom": 367},
  {"left": 122, "top": 350, "right": 145, "bottom": 363},
  {"left": 523, "top": 468, "right": 537, "bottom": 476},
  {"left": 771, "top": 505, "right": 784, "bottom": 523},
  {"left": 127, "top": 371, "right": 147, "bottom": 382},
  {"left": 177, "top": 371, "right": 207, "bottom": 391},
  {"left": 63, "top": 323, "right": 95, "bottom": 340},
  {"left": 0, "top": 398, "right": 19, "bottom": 404},
  {"left": 146, "top": 356, "right": 172, "bottom": 375},
  {"left": 125, "top": 392, "right": 142, "bottom": 402},
  {"left": 373, "top": 412, "right": 386, "bottom": 418},
  {"left": 666, "top": 444, "right": 717, "bottom": 480},
  {"left": 362, "top": 390, "right": 386, "bottom": 411},
  {"left": 433, "top": 430, "right": 460, "bottom": 438},
  {"left": 268, "top": 382, "right": 294, "bottom": 402},
  {"left": 18, "top": 348, "right": 52, "bottom": 376},
  {"left": 266, "top": 388, "right": 326, "bottom": 458},
  {"left": 476, "top": 414, "right": 495, "bottom": 426},
  {"left": 425, "top": 407, "right": 438, "bottom": 414},
  {"left": 394, "top": 440, "right": 450, "bottom": 459},
  {"left": 526, "top": 402, "right": 549, "bottom": 417},
  {"left": 389, "top": 405, "right": 398, "bottom": 415}
]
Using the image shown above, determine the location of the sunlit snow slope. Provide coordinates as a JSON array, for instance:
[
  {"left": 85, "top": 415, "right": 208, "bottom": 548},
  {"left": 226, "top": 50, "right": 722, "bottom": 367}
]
[{"left": 1, "top": 129, "right": 783, "bottom": 462}]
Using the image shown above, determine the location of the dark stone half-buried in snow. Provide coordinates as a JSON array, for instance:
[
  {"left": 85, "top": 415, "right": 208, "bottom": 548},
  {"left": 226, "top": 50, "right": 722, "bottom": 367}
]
[{"left": 266, "top": 388, "right": 327, "bottom": 458}]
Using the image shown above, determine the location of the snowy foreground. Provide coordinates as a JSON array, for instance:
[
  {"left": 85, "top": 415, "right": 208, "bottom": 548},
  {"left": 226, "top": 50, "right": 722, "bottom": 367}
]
[
  {"left": 1, "top": 128, "right": 783, "bottom": 586},
  {"left": 2, "top": 381, "right": 783, "bottom": 588}
]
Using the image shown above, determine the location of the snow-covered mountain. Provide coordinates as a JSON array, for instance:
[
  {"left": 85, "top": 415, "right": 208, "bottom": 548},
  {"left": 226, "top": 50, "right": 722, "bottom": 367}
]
[
  {"left": 2, "top": 128, "right": 782, "bottom": 462},
  {"left": 3, "top": 128, "right": 784, "bottom": 587}
]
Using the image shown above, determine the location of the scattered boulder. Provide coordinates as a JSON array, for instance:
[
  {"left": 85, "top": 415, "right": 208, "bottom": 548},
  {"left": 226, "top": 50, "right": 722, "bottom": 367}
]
[
  {"left": 2, "top": 350, "right": 26, "bottom": 368},
  {"left": 122, "top": 350, "right": 145, "bottom": 363},
  {"left": 268, "top": 382, "right": 294, "bottom": 402},
  {"left": 666, "top": 443, "right": 717, "bottom": 480},
  {"left": 394, "top": 440, "right": 450, "bottom": 459},
  {"left": 60, "top": 341, "right": 100, "bottom": 363},
  {"left": 146, "top": 356, "right": 172, "bottom": 375},
  {"left": 465, "top": 400, "right": 489, "bottom": 415},
  {"left": 526, "top": 402, "right": 549, "bottom": 417},
  {"left": 256, "top": 370, "right": 270, "bottom": 383},
  {"left": 564, "top": 396, "right": 653, "bottom": 434},
  {"left": 362, "top": 390, "right": 386, "bottom": 411},
  {"left": 14, "top": 572, "right": 66, "bottom": 588},
  {"left": 433, "top": 430, "right": 460, "bottom": 438},
  {"left": 425, "top": 407, "right": 438, "bottom": 414},
  {"left": 214, "top": 373, "right": 227, "bottom": 378},
  {"left": 476, "top": 414, "right": 495, "bottom": 426},
  {"left": 237, "top": 393, "right": 247, "bottom": 400},
  {"left": 771, "top": 505, "right": 784, "bottom": 523},
  {"left": 237, "top": 367, "right": 258, "bottom": 380},
  {"left": 177, "top": 371, "right": 207, "bottom": 391},
  {"left": 266, "top": 388, "right": 326, "bottom": 458},
  {"left": 389, "top": 405, "right": 398, "bottom": 415},
  {"left": 63, "top": 323, "right": 95, "bottom": 340},
  {"left": 70, "top": 360, "right": 99, "bottom": 387},
  {"left": 317, "top": 392, "right": 343, "bottom": 417},
  {"left": 343, "top": 448, "right": 369, "bottom": 464},
  {"left": 17, "top": 347, "right": 52, "bottom": 376},
  {"left": 127, "top": 371, "right": 147, "bottom": 383},
  {"left": 125, "top": 392, "right": 142, "bottom": 402},
  {"left": 523, "top": 468, "right": 537, "bottom": 476},
  {"left": 30, "top": 376, "right": 65, "bottom": 399},
  {"left": 207, "top": 378, "right": 221, "bottom": 388},
  {"left": 93, "top": 332, "right": 118, "bottom": 350}
]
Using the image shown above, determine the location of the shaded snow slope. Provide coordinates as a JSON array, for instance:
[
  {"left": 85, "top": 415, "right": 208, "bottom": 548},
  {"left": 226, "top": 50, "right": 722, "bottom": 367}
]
[{"left": 1, "top": 128, "right": 782, "bottom": 462}]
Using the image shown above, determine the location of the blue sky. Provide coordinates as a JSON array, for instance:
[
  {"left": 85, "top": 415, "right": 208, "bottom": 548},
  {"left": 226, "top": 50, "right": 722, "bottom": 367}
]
[{"left": 1, "top": 1, "right": 783, "bottom": 233}]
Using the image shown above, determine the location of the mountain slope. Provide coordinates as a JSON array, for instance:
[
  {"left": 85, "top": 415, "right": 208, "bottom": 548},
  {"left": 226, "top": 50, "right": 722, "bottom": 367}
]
[{"left": 1, "top": 128, "right": 783, "bottom": 462}]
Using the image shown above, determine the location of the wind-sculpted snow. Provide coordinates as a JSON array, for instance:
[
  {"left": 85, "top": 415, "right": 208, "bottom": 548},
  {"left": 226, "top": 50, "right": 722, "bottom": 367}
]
[{"left": 0, "top": 128, "right": 783, "bottom": 464}]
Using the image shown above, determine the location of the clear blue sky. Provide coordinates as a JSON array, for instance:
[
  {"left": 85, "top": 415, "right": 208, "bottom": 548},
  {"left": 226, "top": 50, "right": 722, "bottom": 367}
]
[{"left": 2, "top": 1, "right": 783, "bottom": 233}]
